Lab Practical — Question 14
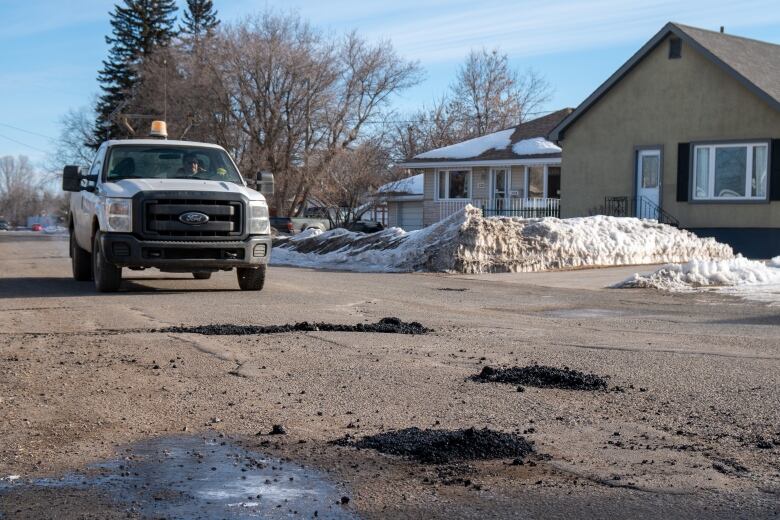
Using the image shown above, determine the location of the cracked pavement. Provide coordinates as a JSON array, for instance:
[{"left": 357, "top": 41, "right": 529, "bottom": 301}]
[{"left": 0, "top": 234, "right": 778, "bottom": 519}]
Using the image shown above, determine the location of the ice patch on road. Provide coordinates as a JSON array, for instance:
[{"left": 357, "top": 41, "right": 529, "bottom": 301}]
[
  {"left": 271, "top": 205, "right": 733, "bottom": 274},
  {"left": 614, "top": 257, "right": 780, "bottom": 303}
]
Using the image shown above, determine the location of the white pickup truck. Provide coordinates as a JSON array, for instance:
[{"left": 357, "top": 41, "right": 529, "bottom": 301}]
[{"left": 63, "top": 132, "right": 274, "bottom": 292}]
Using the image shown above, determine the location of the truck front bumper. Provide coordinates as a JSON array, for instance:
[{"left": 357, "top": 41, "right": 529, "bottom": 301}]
[{"left": 100, "top": 233, "right": 271, "bottom": 270}]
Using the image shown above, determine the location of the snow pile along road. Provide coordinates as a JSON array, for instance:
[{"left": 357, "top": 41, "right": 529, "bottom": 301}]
[
  {"left": 271, "top": 206, "right": 733, "bottom": 274},
  {"left": 614, "top": 257, "right": 780, "bottom": 292}
]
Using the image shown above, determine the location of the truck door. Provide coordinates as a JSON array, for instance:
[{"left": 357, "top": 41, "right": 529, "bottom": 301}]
[{"left": 74, "top": 145, "right": 106, "bottom": 251}]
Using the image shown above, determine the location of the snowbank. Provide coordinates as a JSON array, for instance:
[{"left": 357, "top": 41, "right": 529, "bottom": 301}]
[
  {"left": 270, "top": 206, "right": 733, "bottom": 274},
  {"left": 512, "top": 137, "right": 561, "bottom": 156},
  {"left": 613, "top": 257, "right": 780, "bottom": 292},
  {"left": 414, "top": 129, "right": 514, "bottom": 159}
]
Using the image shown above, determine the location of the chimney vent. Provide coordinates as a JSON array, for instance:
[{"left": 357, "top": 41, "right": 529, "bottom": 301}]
[{"left": 720, "top": 26, "right": 725, "bottom": 33}]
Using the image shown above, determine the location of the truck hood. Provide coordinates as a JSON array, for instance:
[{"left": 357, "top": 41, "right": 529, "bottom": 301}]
[{"left": 100, "top": 178, "right": 264, "bottom": 201}]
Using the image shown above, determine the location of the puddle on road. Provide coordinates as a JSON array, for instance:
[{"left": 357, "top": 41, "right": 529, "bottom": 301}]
[{"left": 0, "top": 436, "right": 356, "bottom": 519}]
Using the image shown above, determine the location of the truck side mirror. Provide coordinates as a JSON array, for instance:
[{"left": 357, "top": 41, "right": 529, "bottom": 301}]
[
  {"left": 258, "top": 171, "right": 274, "bottom": 197},
  {"left": 62, "top": 165, "right": 82, "bottom": 192}
]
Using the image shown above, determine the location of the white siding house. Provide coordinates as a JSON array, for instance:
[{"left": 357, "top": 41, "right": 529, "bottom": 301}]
[{"left": 399, "top": 109, "right": 572, "bottom": 227}]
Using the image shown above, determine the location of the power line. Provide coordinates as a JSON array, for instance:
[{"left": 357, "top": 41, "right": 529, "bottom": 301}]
[
  {"left": 351, "top": 109, "right": 558, "bottom": 125},
  {"left": 0, "top": 123, "right": 54, "bottom": 141},
  {"left": 0, "top": 132, "right": 50, "bottom": 154}
]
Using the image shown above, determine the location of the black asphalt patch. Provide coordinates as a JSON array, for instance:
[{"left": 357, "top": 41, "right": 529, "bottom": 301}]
[
  {"left": 471, "top": 365, "right": 608, "bottom": 391},
  {"left": 159, "top": 317, "right": 430, "bottom": 335},
  {"left": 333, "top": 427, "right": 533, "bottom": 464}
]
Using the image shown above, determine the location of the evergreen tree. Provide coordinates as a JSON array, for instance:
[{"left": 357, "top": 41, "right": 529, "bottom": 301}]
[
  {"left": 180, "top": 0, "right": 219, "bottom": 37},
  {"left": 90, "top": 0, "right": 178, "bottom": 147}
]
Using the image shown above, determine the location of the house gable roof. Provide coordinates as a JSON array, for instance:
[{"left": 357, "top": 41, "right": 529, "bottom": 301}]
[
  {"left": 550, "top": 22, "right": 780, "bottom": 141},
  {"left": 401, "top": 108, "right": 573, "bottom": 167}
]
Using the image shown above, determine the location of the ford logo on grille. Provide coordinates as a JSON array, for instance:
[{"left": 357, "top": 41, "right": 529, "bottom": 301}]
[{"left": 179, "top": 211, "right": 210, "bottom": 225}]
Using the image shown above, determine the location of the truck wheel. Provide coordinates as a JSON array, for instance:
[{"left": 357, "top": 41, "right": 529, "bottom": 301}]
[
  {"left": 92, "top": 233, "right": 122, "bottom": 292},
  {"left": 192, "top": 272, "right": 212, "bottom": 280},
  {"left": 71, "top": 232, "right": 93, "bottom": 281},
  {"left": 236, "top": 266, "right": 266, "bottom": 291}
]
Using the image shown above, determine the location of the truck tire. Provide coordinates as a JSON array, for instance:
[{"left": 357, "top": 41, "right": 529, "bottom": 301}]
[
  {"left": 236, "top": 265, "right": 266, "bottom": 291},
  {"left": 192, "top": 272, "right": 212, "bottom": 280},
  {"left": 92, "top": 233, "right": 122, "bottom": 292},
  {"left": 71, "top": 232, "right": 92, "bottom": 281}
]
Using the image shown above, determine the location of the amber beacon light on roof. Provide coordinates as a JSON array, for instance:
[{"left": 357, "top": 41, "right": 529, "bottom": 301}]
[{"left": 149, "top": 120, "right": 168, "bottom": 139}]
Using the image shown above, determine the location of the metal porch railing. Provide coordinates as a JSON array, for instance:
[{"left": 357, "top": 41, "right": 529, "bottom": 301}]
[
  {"left": 604, "top": 196, "right": 679, "bottom": 227},
  {"left": 438, "top": 198, "right": 561, "bottom": 221}
]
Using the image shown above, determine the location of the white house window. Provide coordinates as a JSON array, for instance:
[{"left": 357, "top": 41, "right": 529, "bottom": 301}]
[
  {"left": 437, "top": 170, "right": 470, "bottom": 199},
  {"left": 692, "top": 142, "right": 768, "bottom": 200},
  {"left": 521, "top": 165, "right": 557, "bottom": 198},
  {"left": 527, "top": 166, "right": 545, "bottom": 198}
]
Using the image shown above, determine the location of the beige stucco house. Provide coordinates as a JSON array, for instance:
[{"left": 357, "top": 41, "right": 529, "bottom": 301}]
[
  {"left": 551, "top": 22, "right": 780, "bottom": 257},
  {"left": 397, "top": 109, "right": 572, "bottom": 228}
]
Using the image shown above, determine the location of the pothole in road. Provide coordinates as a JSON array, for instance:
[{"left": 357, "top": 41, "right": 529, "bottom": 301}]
[
  {"left": 334, "top": 427, "right": 533, "bottom": 464},
  {"left": 471, "top": 365, "right": 609, "bottom": 391},
  {"left": 159, "top": 317, "right": 430, "bottom": 336},
  {"left": 0, "top": 436, "right": 356, "bottom": 519}
]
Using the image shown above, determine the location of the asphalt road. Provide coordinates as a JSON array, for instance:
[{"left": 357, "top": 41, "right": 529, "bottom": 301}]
[{"left": 0, "top": 234, "right": 778, "bottom": 519}]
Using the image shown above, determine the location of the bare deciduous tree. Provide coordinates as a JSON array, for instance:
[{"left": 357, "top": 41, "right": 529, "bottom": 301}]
[
  {"left": 0, "top": 156, "right": 63, "bottom": 226},
  {"left": 389, "top": 96, "right": 466, "bottom": 161},
  {"left": 50, "top": 106, "right": 97, "bottom": 171},
  {"left": 392, "top": 47, "right": 552, "bottom": 160},
  {"left": 451, "top": 48, "right": 550, "bottom": 136},
  {"left": 312, "top": 140, "right": 393, "bottom": 226},
  {"left": 131, "top": 11, "right": 422, "bottom": 217}
]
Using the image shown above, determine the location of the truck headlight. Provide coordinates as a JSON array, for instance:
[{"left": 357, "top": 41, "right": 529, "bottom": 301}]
[
  {"left": 248, "top": 200, "right": 270, "bottom": 234},
  {"left": 103, "top": 198, "right": 132, "bottom": 232}
]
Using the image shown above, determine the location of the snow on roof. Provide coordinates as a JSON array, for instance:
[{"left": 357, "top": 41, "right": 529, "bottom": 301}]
[
  {"left": 414, "top": 129, "right": 514, "bottom": 160},
  {"left": 512, "top": 137, "right": 561, "bottom": 156},
  {"left": 377, "top": 173, "right": 423, "bottom": 195}
]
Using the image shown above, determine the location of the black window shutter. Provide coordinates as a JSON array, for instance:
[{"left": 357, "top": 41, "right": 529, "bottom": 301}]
[
  {"left": 771, "top": 139, "right": 780, "bottom": 201},
  {"left": 677, "top": 142, "right": 690, "bottom": 202}
]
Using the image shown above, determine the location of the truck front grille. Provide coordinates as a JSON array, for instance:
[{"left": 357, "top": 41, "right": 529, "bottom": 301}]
[{"left": 143, "top": 199, "right": 243, "bottom": 239}]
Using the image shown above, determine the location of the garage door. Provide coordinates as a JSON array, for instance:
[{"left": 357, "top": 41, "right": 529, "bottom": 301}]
[{"left": 398, "top": 201, "right": 423, "bottom": 231}]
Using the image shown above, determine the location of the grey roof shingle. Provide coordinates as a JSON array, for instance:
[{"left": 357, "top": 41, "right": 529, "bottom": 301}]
[
  {"left": 406, "top": 108, "right": 573, "bottom": 164},
  {"left": 674, "top": 23, "right": 780, "bottom": 105}
]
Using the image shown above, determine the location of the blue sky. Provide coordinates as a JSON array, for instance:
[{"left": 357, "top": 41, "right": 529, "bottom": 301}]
[{"left": 1, "top": 0, "right": 779, "bottom": 166}]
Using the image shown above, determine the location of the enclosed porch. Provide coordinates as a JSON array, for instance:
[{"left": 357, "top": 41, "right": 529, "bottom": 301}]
[{"left": 430, "top": 163, "right": 561, "bottom": 222}]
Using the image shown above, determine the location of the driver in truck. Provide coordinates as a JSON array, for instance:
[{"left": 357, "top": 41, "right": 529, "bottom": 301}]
[{"left": 178, "top": 153, "right": 205, "bottom": 177}]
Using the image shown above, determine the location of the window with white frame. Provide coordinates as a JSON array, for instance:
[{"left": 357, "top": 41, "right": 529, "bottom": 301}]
[
  {"left": 527, "top": 166, "right": 545, "bottom": 198},
  {"left": 437, "top": 170, "right": 470, "bottom": 199},
  {"left": 692, "top": 142, "right": 768, "bottom": 200}
]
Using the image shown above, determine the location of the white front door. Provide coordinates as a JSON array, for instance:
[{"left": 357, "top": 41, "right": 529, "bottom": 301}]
[{"left": 636, "top": 149, "right": 661, "bottom": 218}]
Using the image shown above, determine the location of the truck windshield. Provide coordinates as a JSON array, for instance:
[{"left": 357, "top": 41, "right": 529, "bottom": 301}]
[{"left": 105, "top": 145, "right": 244, "bottom": 184}]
